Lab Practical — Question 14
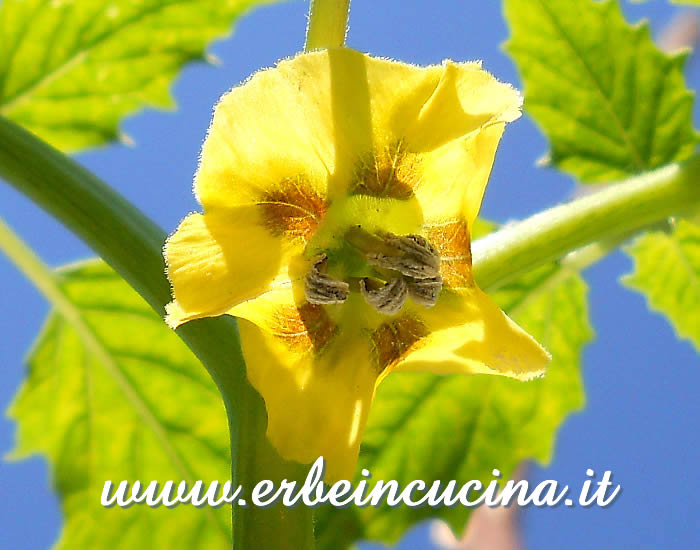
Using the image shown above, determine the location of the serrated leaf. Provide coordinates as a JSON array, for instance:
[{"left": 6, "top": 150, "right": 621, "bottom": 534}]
[
  {"left": 0, "top": 0, "right": 277, "bottom": 152},
  {"left": 505, "top": 0, "right": 697, "bottom": 182},
  {"left": 8, "top": 260, "right": 231, "bottom": 549},
  {"left": 315, "top": 262, "right": 592, "bottom": 548},
  {"left": 623, "top": 219, "right": 700, "bottom": 350}
]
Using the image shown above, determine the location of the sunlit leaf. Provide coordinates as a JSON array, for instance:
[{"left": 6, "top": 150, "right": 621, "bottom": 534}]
[
  {"left": 7, "top": 261, "right": 231, "bottom": 549},
  {"left": 0, "top": 0, "right": 277, "bottom": 152},
  {"left": 623, "top": 219, "right": 700, "bottom": 350},
  {"left": 315, "top": 260, "right": 592, "bottom": 548},
  {"left": 505, "top": 0, "right": 697, "bottom": 182}
]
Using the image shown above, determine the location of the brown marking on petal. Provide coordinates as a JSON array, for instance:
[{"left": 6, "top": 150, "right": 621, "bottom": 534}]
[
  {"left": 351, "top": 144, "right": 421, "bottom": 200},
  {"left": 272, "top": 302, "right": 337, "bottom": 354},
  {"left": 259, "top": 176, "right": 328, "bottom": 242},
  {"left": 371, "top": 316, "right": 429, "bottom": 374},
  {"left": 426, "top": 219, "right": 474, "bottom": 289}
]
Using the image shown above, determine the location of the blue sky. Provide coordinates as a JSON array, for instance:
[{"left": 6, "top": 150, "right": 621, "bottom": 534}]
[{"left": 1, "top": 1, "right": 698, "bottom": 549}]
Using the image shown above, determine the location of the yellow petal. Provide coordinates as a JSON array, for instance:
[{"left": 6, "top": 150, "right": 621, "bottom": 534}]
[
  {"left": 414, "top": 123, "right": 509, "bottom": 228},
  {"left": 233, "top": 283, "right": 377, "bottom": 481},
  {"left": 165, "top": 209, "right": 286, "bottom": 328},
  {"left": 424, "top": 218, "right": 474, "bottom": 291},
  {"left": 277, "top": 49, "right": 444, "bottom": 200},
  {"left": 191, "top": 49, "right": 519, "bottom": 255},
  {"left": 407, "top": 61, "right": 522, "bottom": 151},
  {"left": 194, "top": 64, "right": 332, "bottom": 211},
  {"left": 196, "top": 49, "right": 446, "bottom": 208},
  {"left": 404, "top": 62, "right": 522, "bottom": 227},
  {"left": 396, "top": 287, "right": 550, "bottom": 380}
]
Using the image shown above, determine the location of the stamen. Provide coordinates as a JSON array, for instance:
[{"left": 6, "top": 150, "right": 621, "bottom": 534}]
[
  {"left": 304, "top": 255, "right": 350, "bottom": 305},
  {"left": 313, "top": 228, "right": 443, "bottom": 312},
  {"left": 360, "top": 277, "right": 409, "bottom": 315},
  {"left": 367, "top": 233, "right": 441, "bottom": 280},
  {"left": 407, "top": 275, "right": 442, "bottom": 307},
  {"left": 385, "top": 234, "right": 440, "bottom": 270}
]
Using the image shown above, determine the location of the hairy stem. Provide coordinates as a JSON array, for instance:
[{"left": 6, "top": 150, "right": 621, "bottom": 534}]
[
  {"left": 305, "top": 0, "right": 351, "bottom": 51},
  {"left": 473, "top": 156, "right": 700, "bottom": 291}
]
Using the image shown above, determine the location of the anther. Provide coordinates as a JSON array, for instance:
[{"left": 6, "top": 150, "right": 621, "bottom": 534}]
[
  {"left": 304, "top": 255, "right": 350, "bottom": 305},
  {"left": 366, "top": 233, "right": 441, "bottom": 280},
  {"left": 407, "top": 275, "right": 442, "bottom": 307},
  {"left": 360, "top": 277, "right": 409, "bottom": 315}
]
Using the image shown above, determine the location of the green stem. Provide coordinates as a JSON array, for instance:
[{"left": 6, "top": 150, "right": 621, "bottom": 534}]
[
  {"left": 0, "top": 122, "right": 168, "bottom": 313},
  {"left": 472, "top": 156, "right": 700, "bottom": 291},
  {"left": 0, "top": 116, "right": 311, "bottom": 550},
  {"left": 305, "top": 0, "right": 351, "bottom": 51},
  {"left": 232, "top": 382, "right": 315, "bottom": 550}
]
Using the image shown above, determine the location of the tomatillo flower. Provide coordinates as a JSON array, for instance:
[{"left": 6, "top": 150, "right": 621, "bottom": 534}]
[{"left": 165, "top": 48, "right": 550, "bottom": 481}]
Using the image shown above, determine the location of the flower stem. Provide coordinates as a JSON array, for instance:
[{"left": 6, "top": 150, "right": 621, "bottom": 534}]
[
  {"left": 0, "top": 116, "right": 312, "bottom": 550},
  {"left": 232, "top": 381, "right": 315, "bottom": 550},
  {"left": 472, "top": 155, "right": 700, "bottom": 291},
  {"left": 305, "top": 0, "right": 351, "bottom": 51},
  {"left": 0, "top": 131, "right": 169, "bottom": 314}
]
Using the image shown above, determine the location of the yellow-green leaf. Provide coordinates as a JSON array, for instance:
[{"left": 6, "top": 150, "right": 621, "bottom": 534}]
[
  {"left": 7, "top": 260, "right": 231, "bottom": 549},
  {"left": 623, "top": 219, "right": 700, "bottom": 350},
  {"left": 504, "top": 0, "right": 697, "bottom": 182},
  {"left": 0, "top": 0, "right": 277, "bottom": 152}
]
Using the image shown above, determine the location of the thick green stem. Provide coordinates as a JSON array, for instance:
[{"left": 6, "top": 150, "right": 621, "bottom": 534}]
[
  {"left": 305, "top": 0, "right": 350, "bottom": 51},
  {"left": 232, "top": 382, "right": 315, "bottom": 549},
  {"left": 0, "top": 123, "right": 169, "bottom": 313},
  {"left": 472, "top": 156, "right": 700, "bottom": 290},
  {"left": 0, "top": 116, "right": 310, "bottom": 550}
]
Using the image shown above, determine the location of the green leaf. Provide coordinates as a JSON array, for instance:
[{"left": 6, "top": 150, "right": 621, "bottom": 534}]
[
  {"left": 7, "top": 260, "right": 231, "bottom": 549},
  {"left": 0, "top": 0, "right": 276, "bottom": 152},
  {"left": 504, "top": 0, "right": 697, "bottom": 182},
  {"left": 315, "top": 261, "right": 592, "bottom": 548},
  {"left": 623, "top": 219, "right": 700, "bottom": 350}
]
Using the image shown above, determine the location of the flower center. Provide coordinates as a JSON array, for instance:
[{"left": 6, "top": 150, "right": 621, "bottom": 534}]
[{"left": 304, "top": 227, "right": 443, "bottom": 314}]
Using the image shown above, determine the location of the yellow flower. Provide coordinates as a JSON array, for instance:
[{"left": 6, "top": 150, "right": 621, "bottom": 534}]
[{"left": 165, "top": 48, "right": 550, "bottom": 481}]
